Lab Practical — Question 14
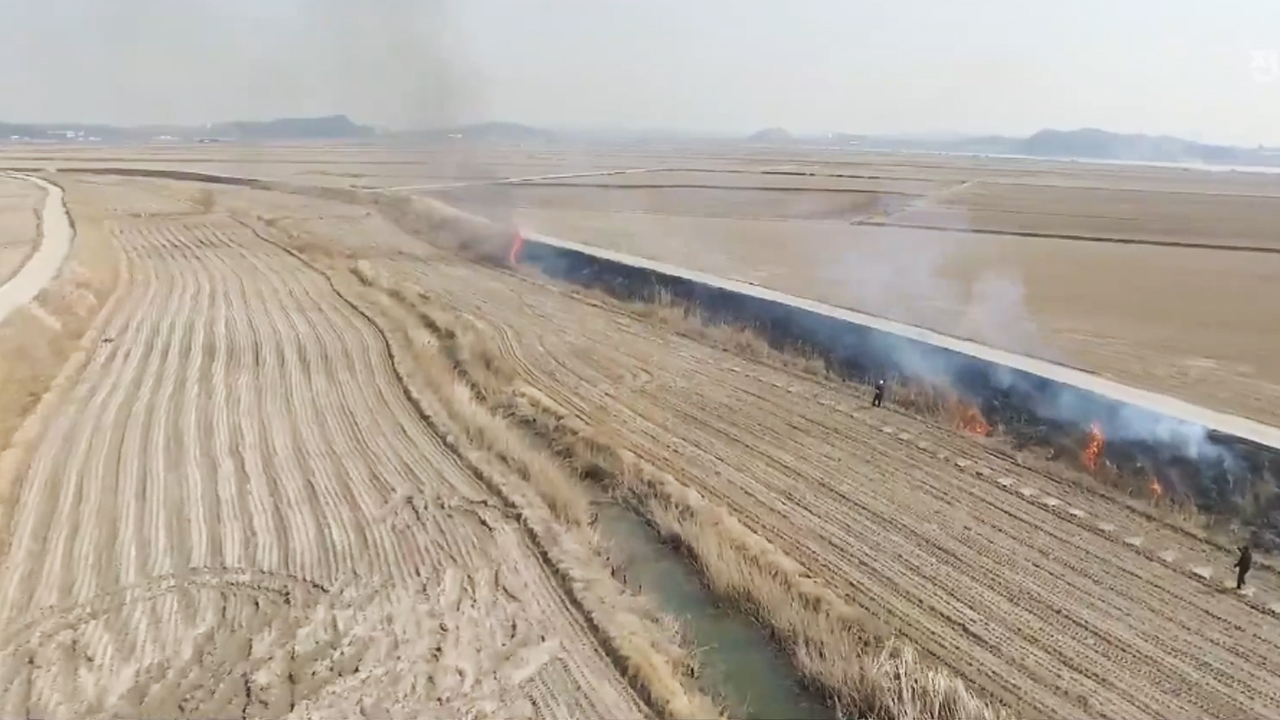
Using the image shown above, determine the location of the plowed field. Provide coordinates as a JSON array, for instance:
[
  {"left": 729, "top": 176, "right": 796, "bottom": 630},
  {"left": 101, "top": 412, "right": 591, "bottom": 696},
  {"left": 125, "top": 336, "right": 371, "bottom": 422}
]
[
  {"left": 4, "top": 166, "right": 1280, "bottom": 720},
  {"left": 363, "top": 243, "right": 1280, "bottom": 720},
  {"left": 0, "top": 179, "right": 649, "bottom": 719}
]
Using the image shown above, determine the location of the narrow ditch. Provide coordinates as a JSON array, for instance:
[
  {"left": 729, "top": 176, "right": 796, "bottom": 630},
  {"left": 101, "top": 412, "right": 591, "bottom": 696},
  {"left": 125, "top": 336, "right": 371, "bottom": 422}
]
[{"left": 596, "top": 499, "right": 836, "bottom": 720}]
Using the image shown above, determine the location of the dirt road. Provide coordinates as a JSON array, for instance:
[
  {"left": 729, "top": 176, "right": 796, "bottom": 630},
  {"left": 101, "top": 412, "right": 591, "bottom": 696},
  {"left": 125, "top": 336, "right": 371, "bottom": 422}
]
[
  {"left": 375, "top": 251, "right": 1280, "bottom": 720},
  {"left": 0, "top": 180, "right": 649, "bottom": 718}
]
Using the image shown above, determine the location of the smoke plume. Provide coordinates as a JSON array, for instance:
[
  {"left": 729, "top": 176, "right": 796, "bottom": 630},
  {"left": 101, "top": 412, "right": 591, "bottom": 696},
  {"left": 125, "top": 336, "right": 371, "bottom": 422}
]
[
  {"left": 0, "top": 0, "right": 482, "bottom": 130},
  {"left": 831, "top": 189, "right": 1048, "bottom": 359}
]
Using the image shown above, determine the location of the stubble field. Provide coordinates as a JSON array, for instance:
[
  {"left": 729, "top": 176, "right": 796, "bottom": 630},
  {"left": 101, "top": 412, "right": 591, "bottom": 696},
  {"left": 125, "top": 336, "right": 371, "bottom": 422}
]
[
  {"left": 0, "top": 144, "right": 1278, "bottom": 719},
  {"left": 12, "top": 143, "right": 1278, "bottom": 423},
  {"left": 0, "top": 174, "right": 40, "bottom": 282}
]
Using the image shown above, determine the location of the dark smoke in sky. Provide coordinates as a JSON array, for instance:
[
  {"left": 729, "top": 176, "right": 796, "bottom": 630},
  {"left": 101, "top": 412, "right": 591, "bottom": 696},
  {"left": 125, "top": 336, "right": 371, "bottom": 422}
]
[{"left": 0, "top": 0, "right": 482, "bottom": 129}]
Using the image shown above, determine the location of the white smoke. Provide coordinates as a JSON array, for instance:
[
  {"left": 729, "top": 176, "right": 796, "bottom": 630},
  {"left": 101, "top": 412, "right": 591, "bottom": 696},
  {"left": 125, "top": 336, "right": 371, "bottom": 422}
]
[{"left": 829, "top": 186, "right": 1050, "bottom": 359}]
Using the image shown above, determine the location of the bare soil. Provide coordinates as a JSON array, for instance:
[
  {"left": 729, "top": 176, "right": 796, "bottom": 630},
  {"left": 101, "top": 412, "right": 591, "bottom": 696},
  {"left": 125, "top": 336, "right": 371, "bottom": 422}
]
[
  {"left": 1, "top": 145, "right": 1279, "bottom": 718},
  {"left": 230, "top": 175, "right": 1280, "bottom": 719},
  {"left": 0, "top": 177, "right": 669, "bottom": 719},
  {"left": 0, "top": 175, "right": 41, "bottom": 283}
]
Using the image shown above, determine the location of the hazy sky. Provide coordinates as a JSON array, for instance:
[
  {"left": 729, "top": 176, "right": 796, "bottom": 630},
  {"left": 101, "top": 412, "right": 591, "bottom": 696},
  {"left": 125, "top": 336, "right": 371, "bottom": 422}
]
[{"left": 0, "top": 0, "right": 1278, "bottom": 145}]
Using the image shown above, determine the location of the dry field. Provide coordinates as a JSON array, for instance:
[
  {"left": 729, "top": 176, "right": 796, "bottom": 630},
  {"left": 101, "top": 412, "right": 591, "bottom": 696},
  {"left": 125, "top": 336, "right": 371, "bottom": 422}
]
[
  {"left": 15, "top": 143, "right": 1274, "bottom": 424},
  {"left": 0, "top": 174, "right": 41, "bottom": 282},
  {"left": 0, "top": 175, "right": 692, "bottom": 719},
  {"left": 0, "top": 145, "right": 1279, "bottom": 719},
  {"left": 487, "top": 162, "right": 1280, "bottom": 427},
  {"left": 219, "top": 175, "right": 1280, "bottom": 719}
]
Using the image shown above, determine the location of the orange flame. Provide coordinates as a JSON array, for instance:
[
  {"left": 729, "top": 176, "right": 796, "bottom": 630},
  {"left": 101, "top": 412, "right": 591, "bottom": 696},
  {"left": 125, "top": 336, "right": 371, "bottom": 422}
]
[
  {"left": 952, "top": 401, "right": 992, "bottom": 436},
  {"left": 1082, "top": 422, "right": 1105, "bottom": 472},
  {"left": 508, "top": 231, "right": 525, "bottom": 266},
  {"left": 1148, "top": 475, "right": 1164, "bottom": 499}
]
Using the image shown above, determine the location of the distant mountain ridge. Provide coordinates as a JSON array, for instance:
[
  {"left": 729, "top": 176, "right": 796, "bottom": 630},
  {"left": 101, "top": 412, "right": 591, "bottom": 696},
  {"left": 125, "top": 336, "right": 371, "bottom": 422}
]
[
  {"left": 0, "top": 117, "right": 565, "bottom": 144},
  {"left": 0, "top": 115, "right": 378, "bottom": 143},
  {"left": 207, "top": 114, "right": 374, "bottom": 140},
  {"left": 774, "top": 126, "right": 1280, "bottom": 167},
  {"left": 2, "top": 117, "right": 1277, "bottom": 166},
  {"left": 1013, "top": 128, "right": 1260, "bottom": 164},
  {"left": 746, "top": 127, "right": 794, "bottom": 144}
]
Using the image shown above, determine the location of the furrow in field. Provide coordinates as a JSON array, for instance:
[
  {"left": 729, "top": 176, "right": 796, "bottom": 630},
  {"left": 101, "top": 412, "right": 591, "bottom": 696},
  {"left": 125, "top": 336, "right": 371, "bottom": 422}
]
[
  {"left": 312, "top": 279, "right": 493, "bottom": 581},
  {"left": 133, "top": 226, "right": 197, "bottom": 672},
  {"left": 179, "top": 224, "right": 217, "bottom": 573},
  {"left": 603, "top": 323, "right": 1277, "bottom": 715},
  {"left": 210, "top": 225, "right": 382, "bottom": 584},
  {"left": 203, "top": 230, "right": 314, "bottom": 585},
  {"left": 0, "top": 187, "right": 652, "bottom": 718},
  {"left": 228, "top": 253, "right": 266, "bottom": 573},
  {"left": 673, "top": 357, "right": 1280, "bottom": 612},
  {"left": 268, "top": 259, "right": 388, "bottom": 584},
  {"left": 0, "top": 222, "right": 156, "bottom": 616},
  {"left": 216, "top": 236, "right": 345, "bottom": 586},
  {"left": 116, "top": 224, "right": 190, "bottom": 594},
  {"left": 172, "top": 227, "right": 217, "bottom": 642},
  {"left": 239, "top": 228, "right": 496, "bottom": 580},
  {"left": 212, "top": 229, "right": 258, "bottom": 574},
  {"left": 320, "top": 271, "right": 494, "bottom": 572},
  {"left": 283, "top": 277, "right": 403, "bottom": 584},
  {"left": 201, "top": 231, "right": 233, "bottom": 575},
  {"left": 227, "top": 250, "right": 283, "bottom": 578},
  {"left": 144, "top": 234, "right": 197, "bottom": 584},
  {"left": 402, "top": 258, "right": 1280, "bottom": 719}
]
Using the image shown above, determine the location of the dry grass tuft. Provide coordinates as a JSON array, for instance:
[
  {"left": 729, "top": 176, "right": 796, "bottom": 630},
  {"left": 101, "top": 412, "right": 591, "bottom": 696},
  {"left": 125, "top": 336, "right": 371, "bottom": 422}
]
[
  {"left": 299, "top": 186, "right": 517, "bottom": 266},
  {"left": 354, "top": 264, "right": 1007, "bottom": 720},
  {"left": 615, "top": 287, "right": 834, "bottom": 377},
  {"left": 507, "top": 391, "right": 1009, "bottom": 720}
]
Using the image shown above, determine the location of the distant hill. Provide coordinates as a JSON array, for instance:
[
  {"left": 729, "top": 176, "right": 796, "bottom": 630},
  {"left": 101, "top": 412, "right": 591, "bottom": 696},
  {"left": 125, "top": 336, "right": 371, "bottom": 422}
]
[
  {"left": 0, "top": 117, "right": 552, "bottom": 144},
  {"left": 0, "top": 115, "right": 377, "bottom": 143},
  {"left": 746, "top": 127, "right": 795, "bottom": 144},
  {"left": 206, "top": 114, "right": 374, "bottom": 141},
  {"left": 1011, "top": 128, "right": 1259, "bottom": 164},
  {"left": 834, "top": 128, "right": 1280, "bottom": 167},
  {"left": 3, "top": 116, "right": 1277, "bottom": 167}
]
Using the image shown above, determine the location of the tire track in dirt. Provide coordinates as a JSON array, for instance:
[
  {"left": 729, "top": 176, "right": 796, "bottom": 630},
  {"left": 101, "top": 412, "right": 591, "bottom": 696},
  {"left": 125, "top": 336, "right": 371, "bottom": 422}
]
[
  {"left": 0, "top": 179, "right": 651, "bottom": 717},
  {"left": 397, "top": 257, "right": 1280, "bottom": 719}
]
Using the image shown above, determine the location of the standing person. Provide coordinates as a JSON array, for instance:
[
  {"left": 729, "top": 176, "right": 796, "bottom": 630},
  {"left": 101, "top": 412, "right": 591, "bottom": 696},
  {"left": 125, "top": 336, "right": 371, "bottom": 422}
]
[
  {"left": 871, "top": 379, "right": 886, "bottom": 408},
  {"left": 1234, "top": 544, "right": 1253, "bottom": 590}
]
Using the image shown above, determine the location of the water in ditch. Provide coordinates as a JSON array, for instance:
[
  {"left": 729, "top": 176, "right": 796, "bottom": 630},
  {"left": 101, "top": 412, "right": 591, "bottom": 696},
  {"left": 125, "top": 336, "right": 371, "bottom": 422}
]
[{"left": 596, "top": 501, "right": 836, "bottom": 720}]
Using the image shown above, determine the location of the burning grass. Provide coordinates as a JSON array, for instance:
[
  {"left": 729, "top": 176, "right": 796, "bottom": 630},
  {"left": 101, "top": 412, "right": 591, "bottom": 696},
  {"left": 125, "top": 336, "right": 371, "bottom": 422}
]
[
  {"left": 883, "top": 384, "right": 993, "bottom": 437},
  {"left": 547, "top": 267, "right": 1233, "bottom": 529},
  {"left": 225, "top": 176, "right": 1234, "bottom": 542},
  {"left": 1082, "top": 422, "right": 1105, "bottom": 472},
  {"left": 349, "top": 262, "right": 1009, "bottom": 720}
]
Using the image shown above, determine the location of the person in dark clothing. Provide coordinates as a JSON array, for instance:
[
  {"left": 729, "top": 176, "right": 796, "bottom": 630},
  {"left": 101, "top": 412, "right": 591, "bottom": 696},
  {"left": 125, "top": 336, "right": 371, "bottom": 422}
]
[
  {"left": 871, "top": 379, "right": 886, "bottom": 408},
  {"left": 1234, "top": 545, "right": 1253, "bottom": 590}
]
